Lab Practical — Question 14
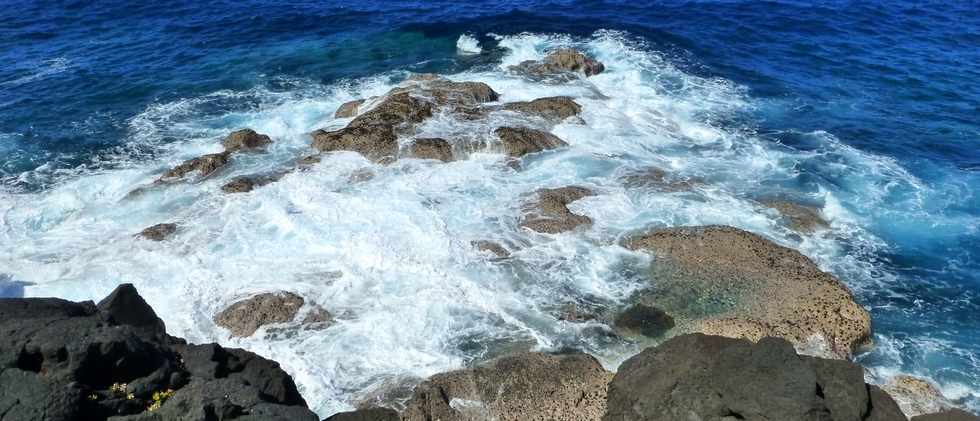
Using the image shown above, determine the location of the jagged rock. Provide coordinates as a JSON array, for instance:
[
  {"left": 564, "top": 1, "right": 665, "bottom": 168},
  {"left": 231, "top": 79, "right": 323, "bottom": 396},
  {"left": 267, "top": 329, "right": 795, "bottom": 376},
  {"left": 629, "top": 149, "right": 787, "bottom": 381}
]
[
  {"left": 221, "top": 129, "right": 272, "bottom": 153},
  {"left": 221, "top": 173, "right": 285, "bottom": 193},
  {"left": 883, "top": 375, "right": 953, "bottom": 417},
  {"left": 158, "top": 152, "right": 231, "bottom": 182},
  {"left": 502, "top": 96, "right": 582, "bottom": 121},
  {"left": 311, "top": 124, "right": 398, "bottom": 163},
  {"left": 623, "top": 225, "right": 872, "bottom": 358},
  {"left": 604, "top": 333, "right": 906, "bottom": 421},
  {"left": 213, "top": 292, "right": 330, "bottom": 338},
  {"left": 348, "top": 92, "right": 434, "bottom": 130},
  {"left": 471, "top": 240, "right": 509, "bottom": 258},
  {"left": 137, "top": 223, "right": 177, "bottom": 241},
  {"left": 762, "top": 199, "right": 830, "bottom": 233},
  {"left": 424, "top": 80, "right": 499, "bottom": 106},
  {"left": 520, "top": 186, "right": 594, "bottom": 234},
  {"left": 621, "top": 167, "right": 700, "bottom": 192},
  {"left": 325, "top": 408, "right": 400, "bottom": 421},
  {"left": 401, "top": 352, "right": 612, "bottom": 421},
  {"left": 495, "top": 126, "right": 568, "bottom": 157},
  {"left": 0, "top": 284, "right": 318, "bottom": 421},
  {"left": 614, "top": 303, "right": 674, "bottom": 338},
  {"left": 510, "top": 48, "right": 605, "bottom": 78},
  {"left": 335, "top": 99, "right": 366, "bottom": 118},
  {"left": 556, "top": 302, "right": 599, "bottom": 322},
  {"left": 912, "top": 409, "right": 980, "bottom": 421},
  {"left": 409, "top": 138, "right": 453, "bottom": 162}
]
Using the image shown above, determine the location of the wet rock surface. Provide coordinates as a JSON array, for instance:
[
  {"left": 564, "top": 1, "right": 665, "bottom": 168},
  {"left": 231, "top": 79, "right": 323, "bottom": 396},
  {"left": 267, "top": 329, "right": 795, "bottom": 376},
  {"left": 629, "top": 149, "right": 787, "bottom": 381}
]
[
  {"left": 213, "top": 292, "right": 332, "bottom": 338},
  {"left": 221, "top": 172, "right": 285, "bottom": 193},
  {"left": 158, "top": 151, "right": 231, "bottom": 182},
  {"left": 604, "top": 333, "right": 905, "bottom": 421},
  {"left": 471, "top": 240, "right": 510, "bottom": 258},
  {"left": 495, "top": 126, "right": 568, "bottom": 157},
  {"left": 401, "top": 351, "right": 612, "bottom": 421},
  {"left": 502, "top": 96, "right": 582, "bottom": 121},
  {"left": 324, "top": 407, "right": 400, "bottom": 421},
  {"left": 623, "top": 225, "right": 871, "bottom": 358},
  {"left": 0, "top": 284, "right": 317, "bottom": 421},
  {"left": 137, "top": 223, "right": 177, "bottom": 241},
  {"left": 912, "top": 409, "right": 980, "bottom": 421},
  {"left": 335, "top": 99, "right": 366, "bottom": 118},
  {"left": 510, "top": 48, "right": 606, "bottom": 78},
  {"left": 311, "top": 125, "right": 398, "bottom": 162},
  {"left": 409, "top": 138, "right": 453, "bottom": 162},
  {"left": 614, "top": 303, "right": 675, "bottom": 338},
  {"left": 221, "top": 129, "right": 272, "bottom": 153},
  {"left": 621, "top": 167, "right": 700, "bottom": 192},
  {"left": 883, "top": 375, "right": 953, "bottom": 418},
  {"left": 762, "top": 199, "right": 830, "bottom": 233},
  {"left": 520, "top": 186, "right": 594, "bottom": 234}
]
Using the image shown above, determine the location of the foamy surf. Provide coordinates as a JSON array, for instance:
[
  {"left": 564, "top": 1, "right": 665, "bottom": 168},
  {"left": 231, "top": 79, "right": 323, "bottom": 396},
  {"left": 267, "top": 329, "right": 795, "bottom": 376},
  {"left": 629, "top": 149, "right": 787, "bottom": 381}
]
[
  {"left": 456, "top": 34, "right": 482, "bottom": 55},
  {"left": 2, "top": 30, "right": 976, "bottom": 416}
]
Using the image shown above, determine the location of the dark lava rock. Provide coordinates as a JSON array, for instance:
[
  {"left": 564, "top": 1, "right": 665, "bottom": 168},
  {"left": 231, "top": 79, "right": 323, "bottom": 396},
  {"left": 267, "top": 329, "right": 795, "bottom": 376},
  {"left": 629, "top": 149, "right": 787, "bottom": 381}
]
[
  {"left": 335, "top": 99, "right": 366, "bottom": 118},
  {"left": 912, "top": 409, "right": 980, "bottom": 421},
  {"left": 325, "top": 407, "right": 400, "bottom": 421},
  {"left": 409, "top": 138, "right": 453, "bottom": 162},
  {"left": 0, "top": 284, "right": 317, "bottom": 421},
  {"left": 614, "top": 303, "right": 674, "bottom": 338},
  {"left": 520, "top": 186, "right": 594, "bottom": 234},
  {"left": 157, "top": 152, "right": 231, "bottom": 182},
  {"left": 221, "top": 129, "right": 272, "bottom": 153},
  {"left": 502, "top": 96, "right": 582, "bottom": 121},
  {"left": 221, "top": 173, "right": 285, "bottom": 193},
  {"left": 604, "top": 333, "right": 906, "bottom": 421},
  {"left": 311, "top": 124, "right": 398, "bottom": 163},
  {"left": 401, "top": 352, "right": 612, "bottom": 421},
  {"left": 213, "top": 292, "right": 331, "bottom": 338},
  {"left": 137, "top": 223, "right": 177, "bottom": 241},
  {"left": 510, "top": 48, "right": 605, "bottom": 78},
  {"left": 494, "top": 126, "right": 568, "bottom": 157}
]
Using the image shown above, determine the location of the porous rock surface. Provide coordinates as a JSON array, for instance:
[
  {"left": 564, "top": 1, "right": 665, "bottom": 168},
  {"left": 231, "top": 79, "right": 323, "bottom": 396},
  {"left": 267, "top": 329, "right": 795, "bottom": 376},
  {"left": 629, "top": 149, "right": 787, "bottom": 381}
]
[
  {"left": 137, "top": 223, "right": 178, "bottom": 241},
  {"left": 213, "top": 291, "right": 332, "bottom": 338},
  {"left": 623, "top": 225, "right": 871, "bottom": 358},
  {"left": 520, "top": 186, "right": 594, "bottom": 234},
  {"left": 495, "top": 126, "right": 568, "bottom": 157}
]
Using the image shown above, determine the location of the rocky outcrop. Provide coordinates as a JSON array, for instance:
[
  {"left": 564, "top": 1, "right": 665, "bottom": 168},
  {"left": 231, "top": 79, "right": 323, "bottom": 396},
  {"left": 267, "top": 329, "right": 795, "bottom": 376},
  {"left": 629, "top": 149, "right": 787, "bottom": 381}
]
[
  {"left": 409, "top": 138, "right": 453, "bottom": 162},
  {"left": 762, "top": 199, "right": 830, "bottom": 233},
  {"left": 221, "top": 173, "right": 285, "bottom": 193},
  {"left": 311, "top": 125, "right": 398, "bottom": 163},
  {"left": 510, "top": 48, "right": 605, "bottom": 78},
  {"left": 421, "top": 79, "right": 499, "bottom": 106},
  {"left": 520, "top": 186, "right": 594, "bottom": 234},
  {"left": 502, "top": 96, "right": 582, "bottom": 121},
  {"left": 213, "top": 292, "right": 332, "bottom": 338},
  {"left": 157, "top": 151, "right": 230, "bottom": 182},
  {"left": 335, "top": 99, "right": 367, "bottom": 118},
  {"left": 221, "top": 129, "right": 272, "bottom": 153},
  {"left": 401, "top": 352, "right": 612, "bottom": 421},
  {"left": 604, "top": 333, "right": 905, "bottom": 421},
  {"left": 614, "top": 303, "right": 675, "bottom": 338},
  {"left": 495, "top": 126, "right": 568, "bottom": 157},
  {"left": 883, "top": 375, "right": 953, "bottom": 418},
  {"left": 621, "top": 167, "right": 700, "bottom": 192},
  {"left": 623, "top": 225, "right": 871, "bottom": 358},
  {"left": 912, "top": 409, "right": 980, "bottom": 421},
  {"left": 0, "top": 284, "right": 317, "bottom": 421},
  {"left": 325, "top": 408, "right": 400, "bottom": 421},
  {"left": 471, "top": 240, "right": 510, "bottom": 258},
  {"left": 137, "top": 223, "right": 177, "bottom": 241}
]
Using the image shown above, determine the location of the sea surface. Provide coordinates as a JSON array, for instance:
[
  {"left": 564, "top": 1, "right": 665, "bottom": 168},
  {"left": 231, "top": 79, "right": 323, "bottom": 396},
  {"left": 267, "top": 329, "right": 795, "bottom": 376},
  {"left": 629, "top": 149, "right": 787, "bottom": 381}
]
[{"left": 2, "top": 0, "right": 978, "bottom": 416}]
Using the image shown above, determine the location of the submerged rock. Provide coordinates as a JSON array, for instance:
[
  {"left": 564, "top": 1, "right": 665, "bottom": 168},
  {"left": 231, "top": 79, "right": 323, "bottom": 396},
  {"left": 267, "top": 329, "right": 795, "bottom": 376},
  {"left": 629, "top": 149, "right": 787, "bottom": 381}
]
[
  {"left": 620, "top": 167, "right": 700, "bottom": 192},
  {"left": 510, "top": 48, "right": 605, "bottom": 78},
  {"left": 471, "top": 240, "right": 510, "bottom": 258},
  {"left": 495, "top": 126, "right": 568, "bottom": 157},
  {"left": 213, "top": 292, "right": 332, "bottom": 338},
  {"left": 157, "top": 151, "right": 231, "bottom": 182},
  {"left": 604, "top": 333, "right": 905, "bottom": 421},
  {"left": 221, "top": 129, "right": 272, "bottom": 153},
  {"left": 0, "top": 284, "right": 317, "bottom": 421},
  {"left": 221, "top": 172, "right": 285, "bottom": 193},
  {"left": 762, "top": 199, "right": 830, "bottom": 233},
  {"left": 614, "top": 303, "right": 675, "bottom": 338},
  {"left": 623, "top": 225, "right": 872, "bottom": 358},
  {"left": 136, "top": 223, "right": 177, "bottom": 241},
  {"left": 502, "top": 96, "right": 582, "bottom": 121},
  {"left": 335, "top": 99, "right": 367, "bottom": 118},
  {"left": 520, "top": 186, "right": 594, "bottom": 234},
  {"left": 409, "top": 137, "right": 453, "bottom": 162},
  {"left": 883, "top": 375, "right": 953, "bottom": 418},
  {"left": 311, "top": 124, "right": 398, "bottom": 162},
  {"left": 401, "top": 352, "right": 612, "bottom": 421}
]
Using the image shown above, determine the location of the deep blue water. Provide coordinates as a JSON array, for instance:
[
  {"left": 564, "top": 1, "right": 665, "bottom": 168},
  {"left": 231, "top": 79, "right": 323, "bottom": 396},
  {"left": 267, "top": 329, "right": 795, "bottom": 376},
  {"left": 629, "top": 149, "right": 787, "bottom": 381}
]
[{"left": 2, "top": 0, "right": 979, "bottom": 413}]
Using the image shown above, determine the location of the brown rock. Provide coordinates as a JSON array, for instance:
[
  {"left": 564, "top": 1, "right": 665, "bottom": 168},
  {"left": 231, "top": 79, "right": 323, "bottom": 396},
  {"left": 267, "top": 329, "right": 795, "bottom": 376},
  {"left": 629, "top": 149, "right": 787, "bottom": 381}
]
[
  {"left": 495, "top": 126, "right": 568, "bottom": 157},
  {"left": 883, "top": 375, "right": 952, "bottom": 417},
  {"left": 137, "top": 223, "right": 177, "bottom": 241},
  {"left": 762, "top": 199, "right": 830, "bottom": 233},
  {"left": 623, "top": 225, "right": 872, "bottom": 358},
  {"left": 221, "top": 172, "right": 285, "bottom": 193},
  {"left": 335, "top": 99, "right": 366, "bottom": 118},
  {"left": 509, "top": 48, "right": 605, "bottom": 78},
  {"left": 520, "top": 186, "right": 594, "bottom": 234},
  {"left": 556, "top": 303, "right": 598, "bottom": 322},
  {"left": 425, "top": 80, "right": 499, "bottom": 106},
  {"left": 221, "top": 129, "right": 272, "bottom": 153},
  {"left": 214, "top": 292, "right": 308, "bottom": 337},
  {"left": 614, "top": 303, "right": 675, "bottom": 338},
  {"left": 158, "top": 151, "right": 231, "bottom": 182},
  {"left": 297, "top": 154, "right": 322, "bottom": 166},
  {"left": 311, "top": 125, "right": 398, "bottom": 163},
  {"left": 325, "top": 408, "right": 400, "bottom": 421},
  {"left": 912, "top": 409, "right": 980, "bottom": 421},
  {"left": 621, "top": 167, "right": 700, "bottom": 192},
  {"left": 503, "top": 96, "right": 582, "bottom": 121},
  {"left": 401, "top": 352, "right": 612, "bottom": 421},
  {"left": 471, "top": 240, "right": 509, "bottom": 258},
  {"left": 409, "top": 138, "right": 453, "bottom": 162},
  {"left": 348, "top": 92, "right": 434, "bottom": 130}
]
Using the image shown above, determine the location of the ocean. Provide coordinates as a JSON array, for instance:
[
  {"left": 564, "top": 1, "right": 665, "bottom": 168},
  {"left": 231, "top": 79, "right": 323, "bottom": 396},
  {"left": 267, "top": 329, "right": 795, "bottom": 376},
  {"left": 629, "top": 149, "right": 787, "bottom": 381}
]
[{"left": 1, "top": 0, "right": 978, "bottom": 416}]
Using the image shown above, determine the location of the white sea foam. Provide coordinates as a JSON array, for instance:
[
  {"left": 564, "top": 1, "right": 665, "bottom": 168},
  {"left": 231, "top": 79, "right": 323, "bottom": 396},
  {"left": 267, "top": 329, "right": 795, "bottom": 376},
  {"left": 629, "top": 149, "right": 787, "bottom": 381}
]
[
  {"left": 1, "top": 31, "right": 973, "bottom": 417},
  {"left": 455, "top": 34, "right": 482, "bottom": 55}
]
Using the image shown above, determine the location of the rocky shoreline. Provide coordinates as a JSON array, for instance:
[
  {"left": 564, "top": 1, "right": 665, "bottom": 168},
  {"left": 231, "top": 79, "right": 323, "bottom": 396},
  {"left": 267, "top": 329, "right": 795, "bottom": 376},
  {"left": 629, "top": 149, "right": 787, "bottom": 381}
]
[{"left": 4, "top": 48, "right": 977, "bottom": 420}]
